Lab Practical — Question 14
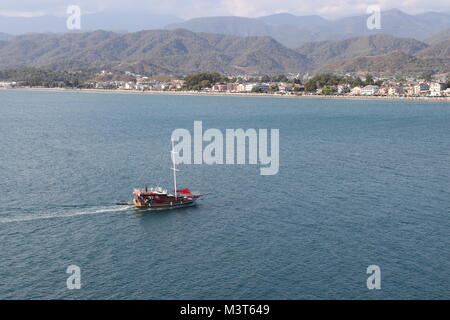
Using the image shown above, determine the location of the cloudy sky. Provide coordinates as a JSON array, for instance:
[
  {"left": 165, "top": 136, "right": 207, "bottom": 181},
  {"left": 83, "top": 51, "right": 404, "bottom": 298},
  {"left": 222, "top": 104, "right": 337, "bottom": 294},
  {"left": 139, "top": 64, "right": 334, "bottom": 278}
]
[{"left": 0, "top": 0, "right": 449, "bottom": 19}]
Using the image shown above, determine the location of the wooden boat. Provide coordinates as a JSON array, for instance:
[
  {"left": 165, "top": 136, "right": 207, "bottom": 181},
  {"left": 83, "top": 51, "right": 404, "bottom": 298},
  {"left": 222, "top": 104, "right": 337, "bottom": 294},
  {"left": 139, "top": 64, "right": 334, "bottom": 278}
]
[{"left": 132, "top": 140, "right": 203, "bottom": 210}]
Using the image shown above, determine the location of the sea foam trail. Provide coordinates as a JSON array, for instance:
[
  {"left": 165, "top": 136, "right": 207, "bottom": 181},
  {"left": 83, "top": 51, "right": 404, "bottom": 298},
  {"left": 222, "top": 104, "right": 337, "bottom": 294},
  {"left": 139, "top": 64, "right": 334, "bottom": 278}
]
[{"left": 0, "top": 206, "right": 132, "bottom": 224}]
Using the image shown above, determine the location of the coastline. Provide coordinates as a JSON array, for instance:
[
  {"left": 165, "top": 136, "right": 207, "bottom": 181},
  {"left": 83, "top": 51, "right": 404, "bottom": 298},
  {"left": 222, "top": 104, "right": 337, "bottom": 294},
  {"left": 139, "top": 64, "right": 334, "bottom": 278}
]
[{"left": 2, "top": 87, "right": 450, "bottom": 102}]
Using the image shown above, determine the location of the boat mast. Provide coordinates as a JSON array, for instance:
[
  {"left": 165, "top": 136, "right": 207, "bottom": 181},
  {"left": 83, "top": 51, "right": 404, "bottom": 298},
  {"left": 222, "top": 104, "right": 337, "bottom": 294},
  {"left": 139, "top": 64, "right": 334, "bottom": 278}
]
[{"left": 171, "top": 139, "right": 178, "bottom": 200}]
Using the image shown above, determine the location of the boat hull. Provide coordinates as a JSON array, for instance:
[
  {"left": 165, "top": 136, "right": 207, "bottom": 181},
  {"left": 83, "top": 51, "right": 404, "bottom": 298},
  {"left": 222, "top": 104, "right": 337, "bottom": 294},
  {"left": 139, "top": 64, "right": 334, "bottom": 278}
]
[{"left": 134, "top": 200, "right": 198, "bottom": 211}]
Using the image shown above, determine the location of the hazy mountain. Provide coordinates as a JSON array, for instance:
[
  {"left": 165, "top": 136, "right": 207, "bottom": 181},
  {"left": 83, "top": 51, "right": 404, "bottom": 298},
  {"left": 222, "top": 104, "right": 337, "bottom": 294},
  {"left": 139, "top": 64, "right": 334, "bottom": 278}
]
[
  {"left": 297, "top": 34, "right": 429, "bottom": 69},
  {"left": 167, "top": 10, "right": 450, "bottom": 47},
  {"left": 167, "top": 16, "right": 273, "bottom": 36},
  {"left": 0, "top": 12, "right": 183, "bottom": 35},
  {"left": 311, "top": 9, "right": 450, "bottom": 41},
  {"left": 257, "top": 13, "right": 327, "bottom": 28},
  {"left": 166, "top": 16, "right": 313, "bottom": 48},
  {"left": 0, "top": 32, "right": 11, "bottom": 40},
  {"left": 416, "top": 40, "right": 450, "bottom": 59},
  {"left": 426, "top": 28, "right": 450, "bottom": 44},
  {"left": 318, "top": 51, "right": 450, "bottom": 75},
  {"left": 0, "top": 29, "right": 310, "bottom": 75},
  {"left": 82, "top": 12, "right": 183, "bottom": 32}
]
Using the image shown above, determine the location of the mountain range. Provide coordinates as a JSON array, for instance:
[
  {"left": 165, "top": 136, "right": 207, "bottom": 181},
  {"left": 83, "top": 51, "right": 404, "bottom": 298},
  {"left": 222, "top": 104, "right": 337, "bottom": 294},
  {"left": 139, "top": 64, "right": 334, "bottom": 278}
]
[
  {"left": 0, "top": 12, "right": 183, "bottom": 35},
  {"left": 0, "top": 29, "right": 448, "bottom": 77},
  {"left": 0, "top": 8, "right": 449, "bottom": 77},
  {"left": 2, "top": 9, "right": 450, "bottom": 48},
  {"left": 167, "top": 9, "right": 450, "bottom": 47},
  {"left": 0, "top": 29, "right": 310, "bottom": 75}
]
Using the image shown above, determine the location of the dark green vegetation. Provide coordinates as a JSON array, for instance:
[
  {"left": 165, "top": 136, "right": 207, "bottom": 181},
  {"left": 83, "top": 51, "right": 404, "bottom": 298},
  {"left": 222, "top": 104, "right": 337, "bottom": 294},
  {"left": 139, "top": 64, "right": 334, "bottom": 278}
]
[
  {"left": 303, "top": 74, "right": 379, "bottom": 92},
  {"left": 184, "top": 72, "right": 227, "bottom": 90},
  {"left": 0, "top": 67, "right": 91, "bottom": 87}
]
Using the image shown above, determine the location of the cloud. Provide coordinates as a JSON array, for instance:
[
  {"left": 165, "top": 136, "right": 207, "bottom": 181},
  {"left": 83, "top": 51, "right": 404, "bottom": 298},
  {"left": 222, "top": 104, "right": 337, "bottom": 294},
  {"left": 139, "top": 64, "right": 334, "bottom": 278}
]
[
  {"left": 0, "top": 0, "right": 448, "bottom": 18},
  {"left": 0, "top": 10, "right": 47, "bottom": 18}
]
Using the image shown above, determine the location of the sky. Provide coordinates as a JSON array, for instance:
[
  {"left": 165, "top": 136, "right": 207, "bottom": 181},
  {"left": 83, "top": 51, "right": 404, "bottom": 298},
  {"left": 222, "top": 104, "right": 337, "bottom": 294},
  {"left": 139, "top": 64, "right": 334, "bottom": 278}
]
[{"left": 0, "top": 0, "right": 449, "bottom": 19}]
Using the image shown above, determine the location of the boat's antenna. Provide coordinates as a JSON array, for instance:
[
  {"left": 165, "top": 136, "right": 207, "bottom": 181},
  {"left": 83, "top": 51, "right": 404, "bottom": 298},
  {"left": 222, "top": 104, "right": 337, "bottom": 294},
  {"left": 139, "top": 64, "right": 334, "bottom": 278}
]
[{"left": 170, "top": 139, "right": 179, "bottom": 200}]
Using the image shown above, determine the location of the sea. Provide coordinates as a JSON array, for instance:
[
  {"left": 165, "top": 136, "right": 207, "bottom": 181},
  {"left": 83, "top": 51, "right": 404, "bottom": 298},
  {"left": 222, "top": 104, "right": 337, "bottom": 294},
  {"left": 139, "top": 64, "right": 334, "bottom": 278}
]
[{"left": 0, "top": 89, "right": 449, "bottom": 299}]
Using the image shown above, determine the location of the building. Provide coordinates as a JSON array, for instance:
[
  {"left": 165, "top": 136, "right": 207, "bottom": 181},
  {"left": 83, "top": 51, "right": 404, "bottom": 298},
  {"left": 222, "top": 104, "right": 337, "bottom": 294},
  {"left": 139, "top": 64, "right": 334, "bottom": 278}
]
[
  {"left": 278, "top": 83, "right": 293, "bottom": 93},
  {"left": 0, "top": 81, "right": 16, "bottom": 88},
  {"left": 414, "top": 83, "right": 429, "bottom": 95},
  {"left": 430, "top": 82, "right": 445, "bottom": 96},
  {"left": 245, "top": 83, "right": 258, "bottom": 92},
  {"left": 258, "top": 84, "right": 270, "bottom": 92},
  {"left": 236, "top": 84, "right": 246, "bottom": 92},
  {"left": 404, "top": 86, "right": 415, "bottom": 96},
  {"left": 350, "top": 86, "right": 363, "bottom": 95},
  {"left": 387, "top": 86, "right": 401, "bottom": 96},
  {"left": 212, "top": 84, "right": 228, "bottom": 91},
  {"left": 378, "top": 87, "right": 388, "bottom": 95},
  {"left": 337, "top": 85, "right": 350, "bottom": 94},
  {"left": 293, "top": 84, "right": 305, "bottom": 92},
  {"left": 123, "top": 82, "right": 136, "bottom": 90},
  {"left": 227, "top": 83, "right": 239, "bottom": 92},
  {"left": 361, "top": 85, "right": 379, "bottom": 95}
]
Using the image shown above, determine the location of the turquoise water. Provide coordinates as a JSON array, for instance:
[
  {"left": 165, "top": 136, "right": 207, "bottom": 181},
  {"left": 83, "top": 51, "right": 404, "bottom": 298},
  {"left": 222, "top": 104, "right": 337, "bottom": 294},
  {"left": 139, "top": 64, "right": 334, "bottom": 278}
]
[{"left": 0, "top": 90, "right": 449, "bottom": 299}]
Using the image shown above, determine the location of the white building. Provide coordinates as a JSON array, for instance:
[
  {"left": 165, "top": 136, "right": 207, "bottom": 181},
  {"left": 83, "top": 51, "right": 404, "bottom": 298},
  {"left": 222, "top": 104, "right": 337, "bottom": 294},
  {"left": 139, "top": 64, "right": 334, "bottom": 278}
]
[
  {"left": 245, "top": 83, "right": 258, "bottom": 92},
  {"left": 430, "top": 82, "right": 445, "bottom": 96},
  {"left": 414, "top": 83, "right": 429, "bottom": 95},
  {"left": 387, "top": 86, "right": 401, "bottom": 96},
  {"left": 361, "top": 85, "right": 379, "bottom": 95},
  {"left": 350, "top": 86, "right": 363, "bottom": 95},
  {"left": 236, "top": 84, "right": 246, "bottom": 92},
  {"left": 0, "top": 81, "right": 16, "bottom": 88},
  {"left": 337, "top": 85, "right": 350, "bottom": 94}
]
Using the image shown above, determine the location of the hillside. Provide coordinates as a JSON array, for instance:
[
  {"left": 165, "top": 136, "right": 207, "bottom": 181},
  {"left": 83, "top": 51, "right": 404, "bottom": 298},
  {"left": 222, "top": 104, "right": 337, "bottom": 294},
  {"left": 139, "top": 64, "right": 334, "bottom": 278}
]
[
  {"left": 297, "top": 34, "right": 428, "bottom": 70},
  {"left": 310, "top": 9, "right": 450, "bottom": 41},
  {"left": 416, "top": 40, "right": 450, "bottom": 59},
  {"left": 0, "top": 29, "right": 310, "bottom": 76},
  {"left": 318, "top": 51, "right": 450, "bottom": 75},
  {"left": 426, "top": 28, "right": 450, "bottom": 44}
]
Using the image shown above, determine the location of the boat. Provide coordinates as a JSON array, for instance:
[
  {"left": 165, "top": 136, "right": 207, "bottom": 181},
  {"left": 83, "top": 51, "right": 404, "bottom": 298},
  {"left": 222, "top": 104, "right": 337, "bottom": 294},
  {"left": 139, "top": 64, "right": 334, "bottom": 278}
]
[{"left": 132, "top": 140, "right": 204, "bottom": 210}]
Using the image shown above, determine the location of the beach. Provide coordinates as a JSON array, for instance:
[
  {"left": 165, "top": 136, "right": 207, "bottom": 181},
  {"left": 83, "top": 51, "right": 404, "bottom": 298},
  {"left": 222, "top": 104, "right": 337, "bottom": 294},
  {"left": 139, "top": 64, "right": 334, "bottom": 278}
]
[{"left": 2, "top": 86, "right": 449, "bottom": 102}]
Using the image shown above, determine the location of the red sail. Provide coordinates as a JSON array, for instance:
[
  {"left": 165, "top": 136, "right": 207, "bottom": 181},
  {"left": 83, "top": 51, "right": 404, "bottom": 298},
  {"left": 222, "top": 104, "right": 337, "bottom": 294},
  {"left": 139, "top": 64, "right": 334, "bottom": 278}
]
[{"left": 175, "top": 188, "right": 193, "bottom": 195}]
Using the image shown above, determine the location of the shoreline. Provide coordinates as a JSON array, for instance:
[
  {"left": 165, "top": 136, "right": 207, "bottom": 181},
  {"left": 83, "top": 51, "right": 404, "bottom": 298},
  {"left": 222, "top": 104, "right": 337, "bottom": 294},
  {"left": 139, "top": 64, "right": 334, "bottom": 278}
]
[{"left": 2, "top": 87, "right": 450, "bottom": 102}]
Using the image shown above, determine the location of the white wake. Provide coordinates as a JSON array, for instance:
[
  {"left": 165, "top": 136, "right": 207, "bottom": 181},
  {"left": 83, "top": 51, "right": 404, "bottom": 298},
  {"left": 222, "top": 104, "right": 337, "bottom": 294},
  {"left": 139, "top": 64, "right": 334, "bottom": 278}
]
[{"left": 0, "top": 205, "right": 133, "bottom": 224}]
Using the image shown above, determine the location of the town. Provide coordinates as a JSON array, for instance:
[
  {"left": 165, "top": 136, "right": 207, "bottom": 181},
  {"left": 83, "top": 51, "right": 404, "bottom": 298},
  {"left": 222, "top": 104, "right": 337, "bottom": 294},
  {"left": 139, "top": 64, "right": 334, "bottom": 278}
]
[{"left": 1, "top": 70, "right": 450, "bottom": 99}]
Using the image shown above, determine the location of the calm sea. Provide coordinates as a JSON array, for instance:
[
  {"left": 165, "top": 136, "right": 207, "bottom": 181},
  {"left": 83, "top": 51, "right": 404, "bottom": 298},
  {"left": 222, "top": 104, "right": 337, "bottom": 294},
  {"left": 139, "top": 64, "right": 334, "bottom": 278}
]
[{"left": 0, "top": 90, "right": 449, "bottom": 299}]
